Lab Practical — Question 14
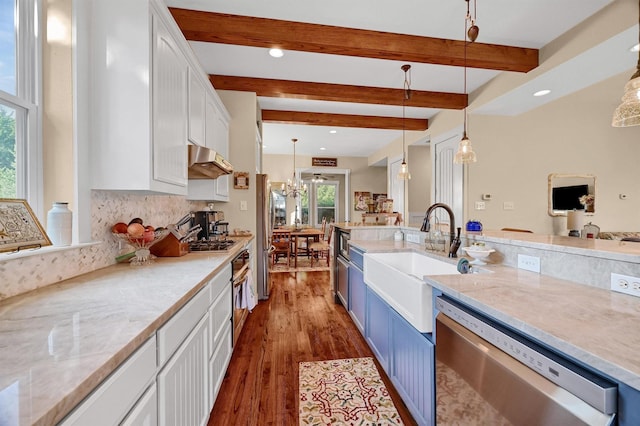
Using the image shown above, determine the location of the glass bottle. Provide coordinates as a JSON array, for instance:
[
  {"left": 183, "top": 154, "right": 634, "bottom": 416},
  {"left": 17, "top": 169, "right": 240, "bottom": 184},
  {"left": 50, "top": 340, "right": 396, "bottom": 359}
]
[{"left": 47, "top": 202, "right": 72, "bottom": 246}]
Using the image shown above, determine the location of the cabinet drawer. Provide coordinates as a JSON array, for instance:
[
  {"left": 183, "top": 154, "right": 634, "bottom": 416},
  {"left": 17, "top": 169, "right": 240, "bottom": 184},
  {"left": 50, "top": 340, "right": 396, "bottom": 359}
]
[
  {"left": 158, "top": 284, "right": 211, "bottom": 366},
  {"left": 209, "top": 321, "right": 233, "bottom": 407},
  {"left": 60, "top": 336, "right": 156, "bottom": 426},
  {"left": 120, "top": 383, "right": 158, "bottom": 426},
  {"left": 209, "top": 283, "right": 232, "bottom": 357},
  {"left": 210, "top": 263, "right": 231, "bottom": 304}
]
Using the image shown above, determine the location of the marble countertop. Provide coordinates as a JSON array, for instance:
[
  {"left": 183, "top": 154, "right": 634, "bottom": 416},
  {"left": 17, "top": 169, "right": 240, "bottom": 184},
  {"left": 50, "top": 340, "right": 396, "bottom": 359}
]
[
  {"left": 0, "top": 237, "right": 252, "bottom": 426},
  {"left": 349, "top": 239, "right": 640, "bottom": 392}
]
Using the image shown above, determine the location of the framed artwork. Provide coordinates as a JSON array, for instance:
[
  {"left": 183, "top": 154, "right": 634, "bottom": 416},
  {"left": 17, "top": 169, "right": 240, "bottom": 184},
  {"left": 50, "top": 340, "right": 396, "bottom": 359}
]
[
  {"left": 354, "top": 191, "right": 371, "bottom": 211},
  {"left": 0, "top": 199, "right": 51, "bottom": 253},
  {"left": 373, "top": 193, "right": 387, "bottom": 213},
  {"left": 234, "top": 172, "right": 250, "bottom": 189}
]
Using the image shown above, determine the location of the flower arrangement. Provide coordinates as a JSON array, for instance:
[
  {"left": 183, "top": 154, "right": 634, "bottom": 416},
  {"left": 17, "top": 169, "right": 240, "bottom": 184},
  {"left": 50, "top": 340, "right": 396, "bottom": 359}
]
[{"left": 579, "top": 194, "right": 595, "bottom": 212}]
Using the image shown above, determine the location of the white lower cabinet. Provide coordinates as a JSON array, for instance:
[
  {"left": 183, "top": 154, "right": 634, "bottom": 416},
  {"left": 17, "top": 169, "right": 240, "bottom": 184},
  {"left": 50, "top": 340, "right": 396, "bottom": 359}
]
[
  {"left": 121, "top": 383, "right": 158, "bottom": 426},
  {"left": 59, "top": 336, "right": 157, "bottom": 426},
  {"left": 158, "top": 314, "right": 210, "bottom": 426},
  {"left": 59, "top": 263, "right": 236, "bottom": 425}
]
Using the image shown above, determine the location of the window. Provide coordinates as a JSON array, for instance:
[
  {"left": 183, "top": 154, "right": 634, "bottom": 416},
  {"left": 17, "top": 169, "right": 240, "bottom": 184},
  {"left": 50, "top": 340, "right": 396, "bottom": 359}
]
[
  {"left": 300, "top": 181, "right": 338, "bottom": 226},
  {"left": 0, "top": 0, "right": 41, "bottom": 211}
]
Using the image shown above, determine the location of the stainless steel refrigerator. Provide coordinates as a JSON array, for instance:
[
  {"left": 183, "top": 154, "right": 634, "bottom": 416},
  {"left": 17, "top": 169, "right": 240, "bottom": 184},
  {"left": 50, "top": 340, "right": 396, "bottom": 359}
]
[{"left": 256, "top": 174, "right": 271, "bottom": 299}]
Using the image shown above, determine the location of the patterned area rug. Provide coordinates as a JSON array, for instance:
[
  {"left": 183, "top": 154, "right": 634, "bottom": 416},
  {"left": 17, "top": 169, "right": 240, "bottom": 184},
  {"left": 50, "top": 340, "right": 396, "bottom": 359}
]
[
  {"left": 269, "top": 256, "right": 331, "bottom": 273},
  {"left": 299, "top": 357, "right": 404, "bottom": 425}
]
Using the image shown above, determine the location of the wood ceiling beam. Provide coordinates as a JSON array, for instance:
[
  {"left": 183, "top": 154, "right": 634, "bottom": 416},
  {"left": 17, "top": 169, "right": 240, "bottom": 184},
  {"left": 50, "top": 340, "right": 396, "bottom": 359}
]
[
  {"left": 210, "top": 75, "right": 467, "bottom": 110},
  {"left": 262, "top": 110, "right": 428, "bottom": 131},
  {"left": 170, "top": 8, "right": 538, "bottom": 73}
]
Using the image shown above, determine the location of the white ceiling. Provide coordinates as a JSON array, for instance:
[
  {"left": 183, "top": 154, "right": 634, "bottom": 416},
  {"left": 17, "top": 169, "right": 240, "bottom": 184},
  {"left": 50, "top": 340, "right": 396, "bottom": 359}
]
[{"left": 165, "top": 0, "right": 636, "bottom": 157}]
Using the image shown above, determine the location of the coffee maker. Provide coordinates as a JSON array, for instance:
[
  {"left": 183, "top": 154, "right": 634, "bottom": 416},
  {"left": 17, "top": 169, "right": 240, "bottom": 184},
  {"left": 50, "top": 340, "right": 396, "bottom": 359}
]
[{"left": 190, "top": 211, "right": 229, "bottom": 241}]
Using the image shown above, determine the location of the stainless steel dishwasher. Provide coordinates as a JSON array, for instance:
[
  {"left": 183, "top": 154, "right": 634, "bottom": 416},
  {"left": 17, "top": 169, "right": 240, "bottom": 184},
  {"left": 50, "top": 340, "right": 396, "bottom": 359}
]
[{"left": 435, "top": 296, "right": 617, "bottom": 425}]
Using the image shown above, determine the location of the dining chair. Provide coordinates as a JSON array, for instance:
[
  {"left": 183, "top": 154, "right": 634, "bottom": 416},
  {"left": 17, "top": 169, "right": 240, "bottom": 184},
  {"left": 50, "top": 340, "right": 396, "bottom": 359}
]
[
  {"left": 271, "top": 229, "right": 292, "bottom": 266},
  {"left": 309, "top": 224, "right": 333, "bottom": 267}
]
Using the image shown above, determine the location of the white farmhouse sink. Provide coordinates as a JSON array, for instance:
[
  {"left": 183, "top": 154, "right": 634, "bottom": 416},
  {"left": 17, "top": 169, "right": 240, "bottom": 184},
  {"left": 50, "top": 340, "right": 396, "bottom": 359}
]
[{"left": 363, "top": 252, "right": 459, "bottom": 333}]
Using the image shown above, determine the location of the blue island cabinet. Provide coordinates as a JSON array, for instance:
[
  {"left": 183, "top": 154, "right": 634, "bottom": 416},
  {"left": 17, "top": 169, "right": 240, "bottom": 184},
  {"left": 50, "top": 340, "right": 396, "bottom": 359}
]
[{"left": 364, "top": 286, "right": 435, "bottom": 426}]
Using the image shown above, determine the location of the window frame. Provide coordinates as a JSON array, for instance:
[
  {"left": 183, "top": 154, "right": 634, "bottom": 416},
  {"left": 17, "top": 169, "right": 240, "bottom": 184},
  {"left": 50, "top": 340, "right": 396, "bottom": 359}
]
[{"left": 0, "top": 0, "right": 43, "bottom": 216}]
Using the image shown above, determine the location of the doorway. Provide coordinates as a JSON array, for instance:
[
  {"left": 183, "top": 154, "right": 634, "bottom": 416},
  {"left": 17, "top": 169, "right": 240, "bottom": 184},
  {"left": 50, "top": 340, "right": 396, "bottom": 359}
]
[
  {"left": 431, "top": 128, "right": 464, "bottom": 228},
  {"left": 301, "top": 180, "right": 339, "bottom": 227},
  {"left": 300, "top": 167, "right": 351, "bottom": 223}
]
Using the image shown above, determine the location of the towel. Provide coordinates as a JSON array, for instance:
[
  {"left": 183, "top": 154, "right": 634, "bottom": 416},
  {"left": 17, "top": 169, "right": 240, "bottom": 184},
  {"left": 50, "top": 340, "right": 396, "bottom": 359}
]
[{"left": 238, "top": 269, "right": 257, "bottom": 312}]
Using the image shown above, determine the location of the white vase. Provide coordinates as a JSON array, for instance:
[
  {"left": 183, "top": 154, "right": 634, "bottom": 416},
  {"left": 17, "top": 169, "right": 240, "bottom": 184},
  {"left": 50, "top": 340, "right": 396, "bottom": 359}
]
[{"left": 47, "top": 202, "right": 72, "bottom": 246}]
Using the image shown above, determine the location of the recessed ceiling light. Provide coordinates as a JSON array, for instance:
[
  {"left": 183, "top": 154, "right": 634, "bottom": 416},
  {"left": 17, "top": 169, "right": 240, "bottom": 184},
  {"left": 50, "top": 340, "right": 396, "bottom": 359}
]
[
  {"left": 329, "top": 130, "right": 337, "bottom": 134},
  {"left": 269, "top": 48, "right": 284, "bottom": 58},
  {"left": 631, "top": 43, "right": 640, "bottom": 53},
  {"left": 533, "top": 89, "right": 551, "bottom": 97},
  {"left": 320, "top": 147, "right": 326, "bottom": 151}
]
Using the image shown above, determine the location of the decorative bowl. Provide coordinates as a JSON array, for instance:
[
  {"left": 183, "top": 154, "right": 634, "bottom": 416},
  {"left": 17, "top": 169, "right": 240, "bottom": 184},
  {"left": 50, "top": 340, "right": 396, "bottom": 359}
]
[
  {"left": 461, "top": 246, "right": 495, "bottom": 265},
  {"left": 112, "top": 229, "right": 170, "bottom": 266}
]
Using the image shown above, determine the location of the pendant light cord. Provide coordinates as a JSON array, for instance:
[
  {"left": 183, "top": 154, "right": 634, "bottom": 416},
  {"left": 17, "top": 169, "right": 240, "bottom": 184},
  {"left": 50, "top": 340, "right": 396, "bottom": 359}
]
[{"left": 464, "top": 0, "right": 469, "bottom": 135}]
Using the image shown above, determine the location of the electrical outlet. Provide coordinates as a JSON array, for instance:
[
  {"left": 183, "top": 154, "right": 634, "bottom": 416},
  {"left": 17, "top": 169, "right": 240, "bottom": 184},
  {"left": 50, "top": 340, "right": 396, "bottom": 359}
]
[
  {"left": 518, "top": 254, "right": 540, "bottom": 273},
  {"left": 406, "top": 233, "right": 421, "bottom": 244},
  {"left": 475, "top": 201, "right": 486, "bottom": 210},
  {"left": 611, "top": 273, "right": 640, "bottom": 298},
  {"left": 503, "top": 201, "right": 515, "bottom": 210}
]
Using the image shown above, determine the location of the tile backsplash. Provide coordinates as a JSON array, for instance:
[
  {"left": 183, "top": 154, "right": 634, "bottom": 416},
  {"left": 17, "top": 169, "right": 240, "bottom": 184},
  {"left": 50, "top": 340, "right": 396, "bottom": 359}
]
[{"left": 0, "top": 191, "right": 208, "bottom": 301}]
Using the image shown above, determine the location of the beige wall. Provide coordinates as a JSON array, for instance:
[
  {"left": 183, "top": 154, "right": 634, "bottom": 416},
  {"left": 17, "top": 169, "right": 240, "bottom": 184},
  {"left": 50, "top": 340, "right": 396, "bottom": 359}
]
[
  {"left": 462, "top": 71, "right": 640, "bottom": 234},
  {"left": 43, "top": 0, "right": 74, "bottom": 219},
  {"left": 216, "top": 90, "right": 259, "bottom": 234}
]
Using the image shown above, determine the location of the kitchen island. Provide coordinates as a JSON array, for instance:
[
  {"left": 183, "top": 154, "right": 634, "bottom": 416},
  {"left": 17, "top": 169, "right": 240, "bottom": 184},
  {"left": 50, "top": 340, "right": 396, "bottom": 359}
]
[
  {"left": 347, "top": 235, "right": 640, "bottom": 424},
  {"left": 0, "top": 237, "right": 252, "bottom": 425}
]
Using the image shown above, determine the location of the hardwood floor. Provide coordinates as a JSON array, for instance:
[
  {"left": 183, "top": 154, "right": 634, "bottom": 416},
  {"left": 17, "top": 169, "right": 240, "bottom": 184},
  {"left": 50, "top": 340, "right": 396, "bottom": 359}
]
[{"left": 208, "top": 270, "right": 417, "bottom": 425}]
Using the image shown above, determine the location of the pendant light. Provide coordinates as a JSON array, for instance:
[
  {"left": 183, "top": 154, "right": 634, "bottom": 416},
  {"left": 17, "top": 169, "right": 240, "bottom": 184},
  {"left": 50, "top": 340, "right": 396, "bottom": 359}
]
[
  {"left": 454, "top": 0, "right": 479, "bottom": 164},
  {"left": 612, "top": 0, "right": 640, "bottom": 127},
  {"left": 397, "top": 64, "right": 412, "bottom": 180}
]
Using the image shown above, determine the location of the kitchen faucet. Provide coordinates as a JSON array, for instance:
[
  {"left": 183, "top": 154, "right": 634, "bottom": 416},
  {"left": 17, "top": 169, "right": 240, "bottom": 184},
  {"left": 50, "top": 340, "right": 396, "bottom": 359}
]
[{"left": 420, "top": 203, "right": 461, "bottom": 258}]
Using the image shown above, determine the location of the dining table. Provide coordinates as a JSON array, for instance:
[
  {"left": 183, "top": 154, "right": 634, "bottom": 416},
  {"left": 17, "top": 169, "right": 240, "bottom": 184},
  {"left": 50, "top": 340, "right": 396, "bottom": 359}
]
[{"left": 289, "top": 228, "right": 325, "bottom": 268}]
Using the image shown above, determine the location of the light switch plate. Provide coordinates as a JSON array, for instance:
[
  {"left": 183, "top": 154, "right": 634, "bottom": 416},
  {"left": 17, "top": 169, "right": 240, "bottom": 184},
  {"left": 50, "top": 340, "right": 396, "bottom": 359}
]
[
  {"left": 240, "top": 201, "right": 248, "bottom": 211},
  {"left": 611, "top": 273, "right": 640, "bottom": 298},
  {"left": 518, "top": 254, "right": 540, "bottom": 273}
]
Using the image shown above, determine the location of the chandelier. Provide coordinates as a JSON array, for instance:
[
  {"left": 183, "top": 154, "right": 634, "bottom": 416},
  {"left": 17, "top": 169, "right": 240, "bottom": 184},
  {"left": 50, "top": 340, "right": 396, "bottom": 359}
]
[
  {"left": 397, "top": 64, "right": 412, "bottom": 180},
  {"left": 611, "top": 0, "right": 640, "bottom": 127},
  {"left": 454, "top": 0, "right": 479, "bottom": 164},
  {"left": 282, "top": 138, "right": 307, "bottom": 198}
]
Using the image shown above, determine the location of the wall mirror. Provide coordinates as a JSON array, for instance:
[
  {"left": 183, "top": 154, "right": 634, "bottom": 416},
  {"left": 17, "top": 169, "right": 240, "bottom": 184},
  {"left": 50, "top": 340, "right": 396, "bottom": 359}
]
[{"left": 548, "top": 173, "right": 596, "bottom": 216}]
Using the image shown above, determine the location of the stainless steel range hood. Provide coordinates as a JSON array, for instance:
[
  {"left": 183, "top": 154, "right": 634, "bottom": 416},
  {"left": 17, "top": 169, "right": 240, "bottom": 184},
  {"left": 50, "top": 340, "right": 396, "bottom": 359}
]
[{"left": 187, "top": 145, "right": 233, "bottom": 179}]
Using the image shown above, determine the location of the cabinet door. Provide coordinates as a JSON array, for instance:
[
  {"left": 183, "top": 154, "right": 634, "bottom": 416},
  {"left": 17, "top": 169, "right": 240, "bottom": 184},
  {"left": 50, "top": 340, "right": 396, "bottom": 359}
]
[
  {"left": 390, "top": 310, "right": 435, "bottom": 426},
  {"left": 204, "top": 94, "right": 219, "bottom": 151},
  {"left": 209, "top": 321, "right": 233, "bottom": 407},
  {"left": 365, "top": 287, "right": 391, "bottom": 373},
  {"left": 152, "top": 12, "right": 188, "bottom": 188},
  {"left": 121, "top": 383, "right": 158, "bottom": 426},
  {"left": 158, "top": 314, "right": 209, "bottom": 426},
  {"left": 188, "top": 68, "right": 206, "bottom": 146},
  {"left": 214, "top": 113, "right": 230, "bottom": 200},
  {"left": 348, "top": 264, "right": 365, "bottom": 334}
]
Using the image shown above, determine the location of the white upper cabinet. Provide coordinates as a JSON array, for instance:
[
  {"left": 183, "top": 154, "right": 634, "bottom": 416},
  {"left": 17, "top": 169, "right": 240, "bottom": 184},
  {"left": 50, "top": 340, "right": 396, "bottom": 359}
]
[
  {"left": 187, "top": 90, "right": 231, "bottom": 201},
  {"left": 188, "top": 69, "right": 206, "bottom": 146},
  {"left": 88, "top": 0, "right": 190, "bottom": 194},
  {"left": 152, "top": 12, "right": 189, "bottom": 188}
]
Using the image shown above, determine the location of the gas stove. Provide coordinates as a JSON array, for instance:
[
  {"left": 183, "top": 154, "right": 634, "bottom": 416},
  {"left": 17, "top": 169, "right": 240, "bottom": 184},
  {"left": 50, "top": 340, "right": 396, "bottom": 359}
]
[{"left": 188, "top": 239, "right": 237, "bottom": 252}]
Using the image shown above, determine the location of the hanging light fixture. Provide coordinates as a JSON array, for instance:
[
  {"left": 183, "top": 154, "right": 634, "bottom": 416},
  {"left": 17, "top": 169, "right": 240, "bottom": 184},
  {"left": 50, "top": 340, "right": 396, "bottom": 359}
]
[
  {"left": 454, "top": 0, "right": 479, "bottom": 164},
  {"left": 282, "top": 138, "right": 307, "bottom": 198},
  {"left": 397, "top": 64, "right": 412, "bottom": 180},
  {"left": 612, "top": 0, "right": 640, "bottom": 127}
]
